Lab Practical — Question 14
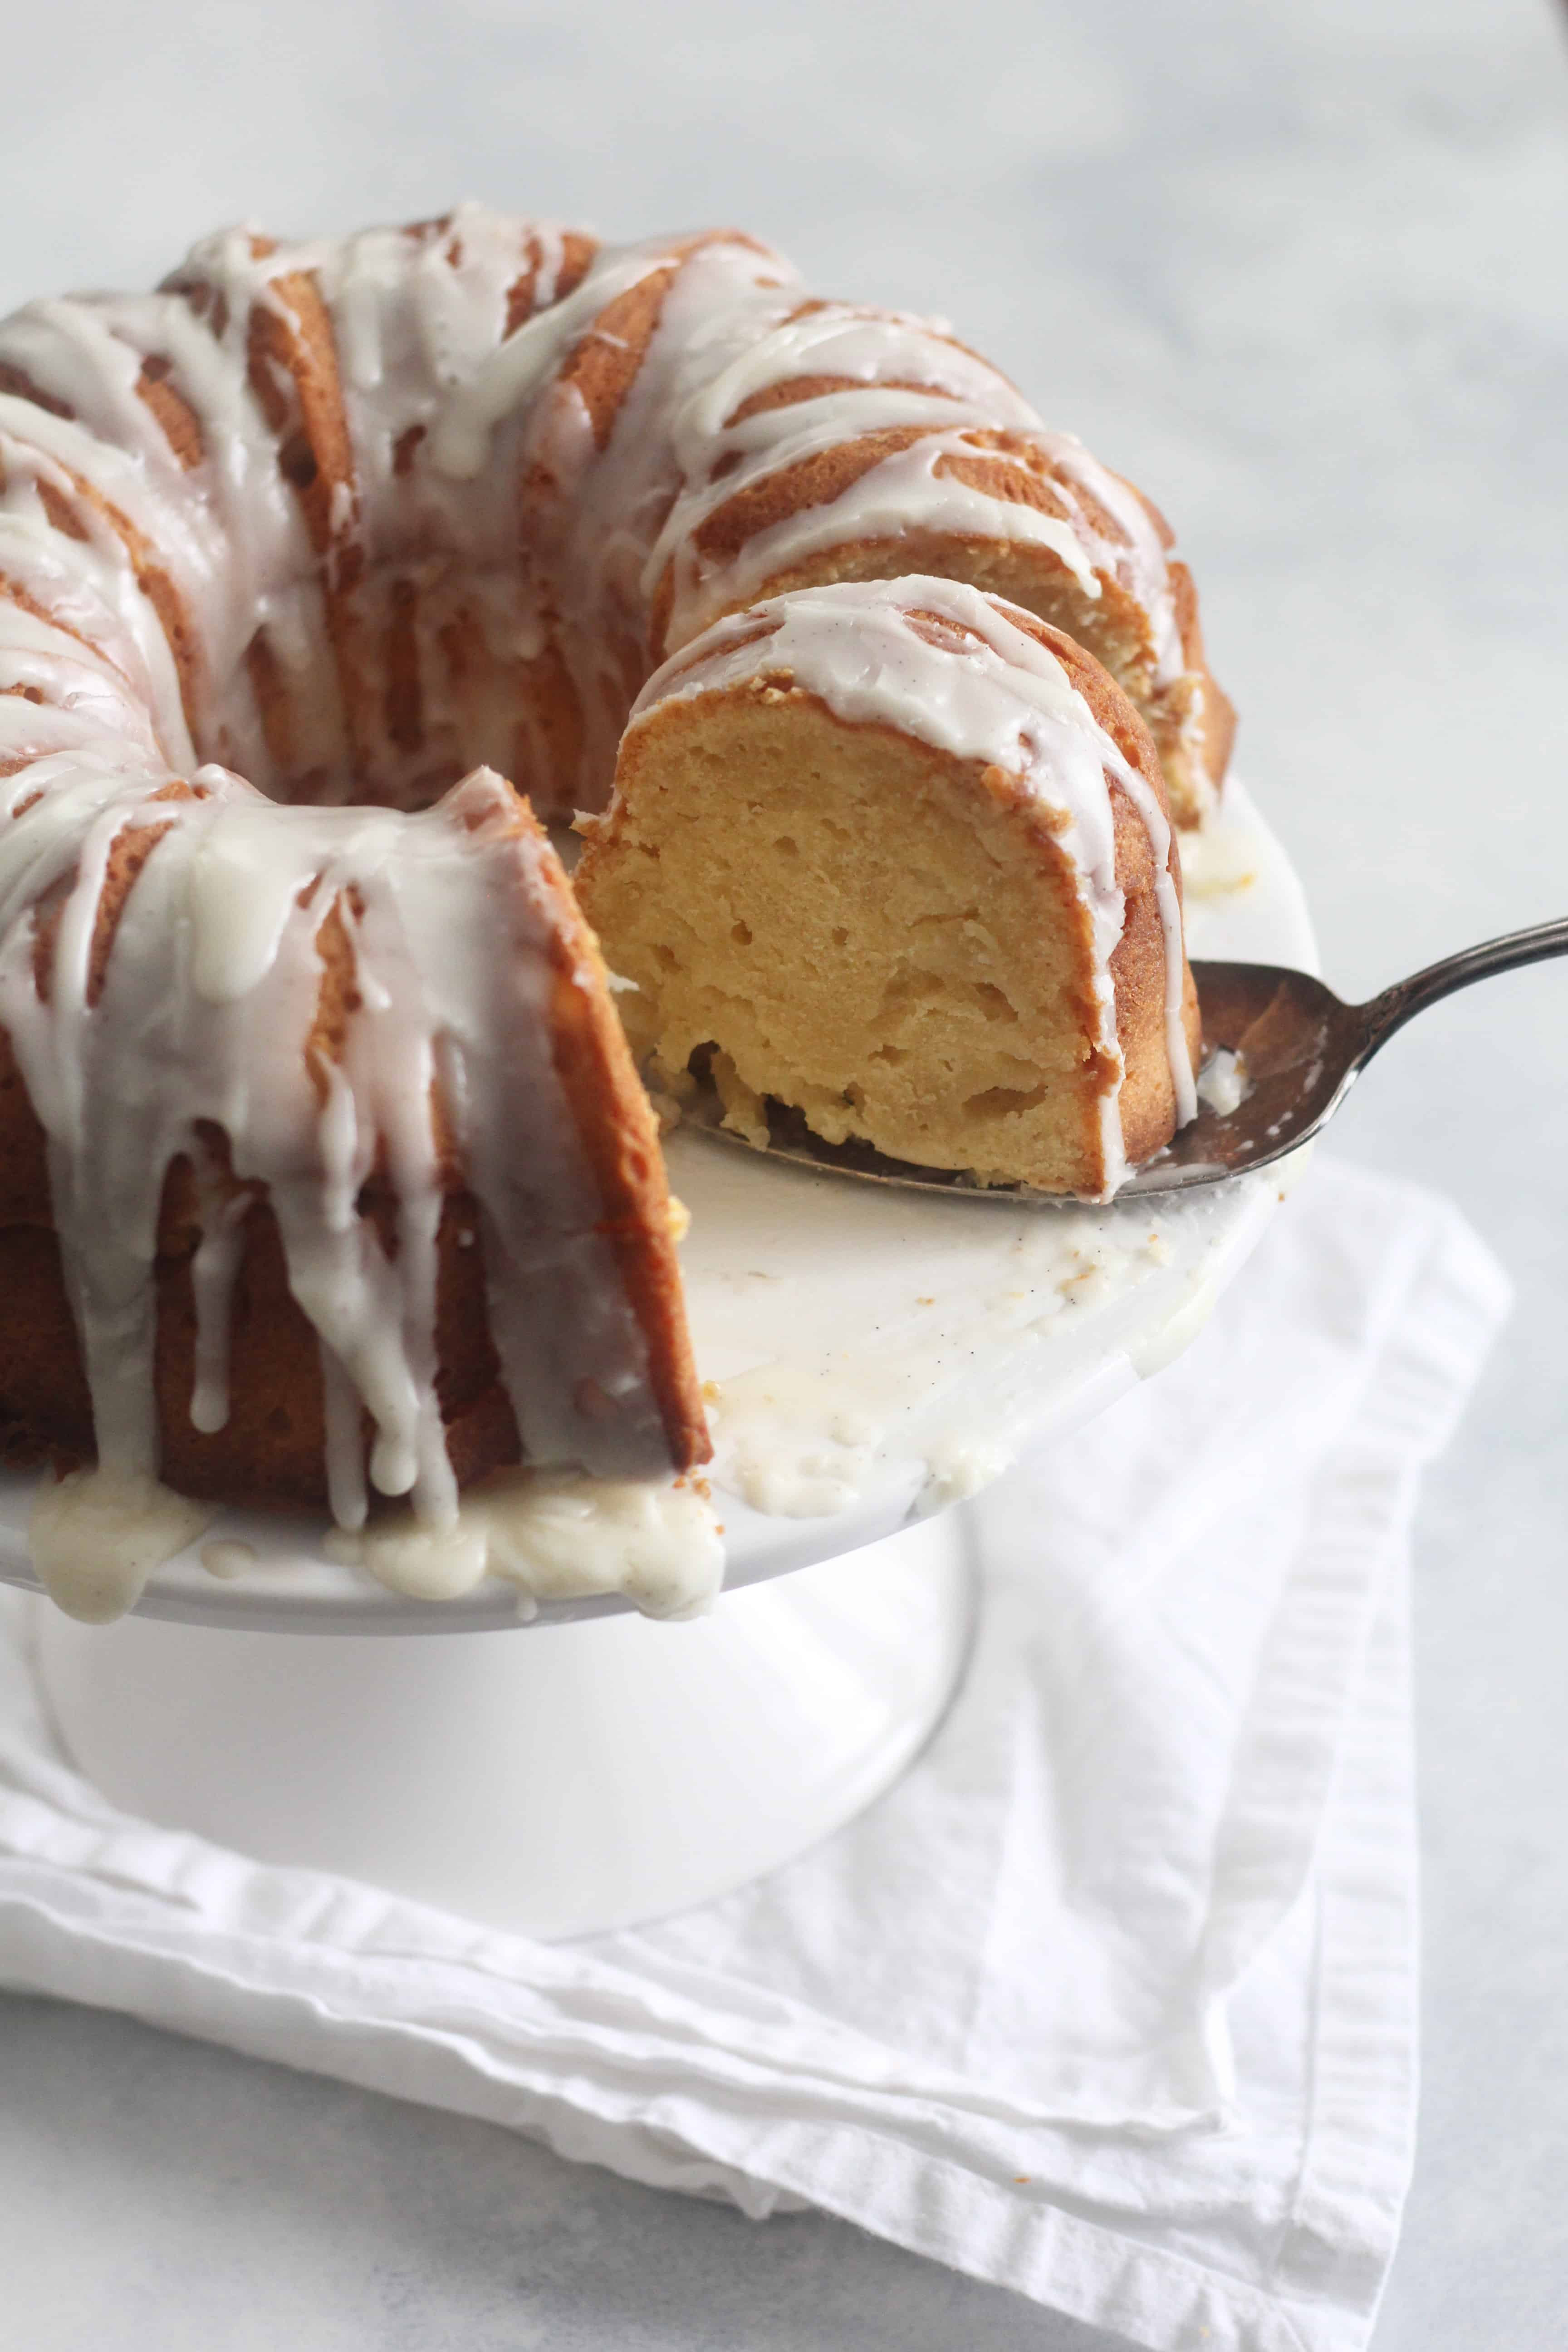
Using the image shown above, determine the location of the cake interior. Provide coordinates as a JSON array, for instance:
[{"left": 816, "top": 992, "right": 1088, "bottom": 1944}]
[{"left": 581, "top": 690, "right": 1118, "bottom": 1195}]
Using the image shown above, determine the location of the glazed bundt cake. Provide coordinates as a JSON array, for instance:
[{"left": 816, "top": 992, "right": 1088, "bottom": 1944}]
[
  {"left": 0, "top": 205, "right": 1230, "bottom": 1613},
  {"left": 575, "top": 580, "right": 1200, "bottom": 1200}
]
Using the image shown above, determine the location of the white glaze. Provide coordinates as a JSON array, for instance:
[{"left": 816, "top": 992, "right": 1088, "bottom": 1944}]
[
  {"left": 200, "top": 1537, "right": 257, "bottom": 1580},
  {"left": 699, "top": 1198, "right": 1177, "bottom": 1519},
  {"left": 29, "top": 1466, "right": 214, "bottom": 1622},
  {"left": 0, "top": 207, "right": 1205, "bottom": 817},
  {"left": 0, "top": 207, "right": 1211, "bottom": 1612},
  {"left": 323, "top": 1469, "right": 723, "bottom": 1619},
  {"left": 0, "top": 756, "right": 674, "bottom": 1620},
  {"left": 1196, "top": 1047, "right": 1249, "bottom": 1117},
  {"left": 641, "top": 294, "right": 1187, "bottom": 694},
  {"left": 1178, "top": 813, "right": 1259, "bottom": 902},
  {"left": 623, "top": 577, "right": 1197, "bottom": 1194}
]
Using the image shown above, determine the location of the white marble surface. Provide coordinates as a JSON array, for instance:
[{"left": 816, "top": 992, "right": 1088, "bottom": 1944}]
[{"left": 2, "top": 0, "right": 1567, "bottom": 2342}]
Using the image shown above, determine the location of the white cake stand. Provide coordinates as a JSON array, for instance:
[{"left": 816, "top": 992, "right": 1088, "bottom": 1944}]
[{"left": 6, "top": 784, "right": 1313, "bottom": 1939}]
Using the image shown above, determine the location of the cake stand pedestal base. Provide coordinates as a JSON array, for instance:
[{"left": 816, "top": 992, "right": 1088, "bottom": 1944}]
[{"left": 32, "top": 1512, "right": 974, "bottom": 1940}]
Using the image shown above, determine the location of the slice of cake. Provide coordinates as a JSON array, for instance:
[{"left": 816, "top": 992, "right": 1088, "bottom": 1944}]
[{"left": 575, "top": 578, "right": 1200, "bottom": 1200}]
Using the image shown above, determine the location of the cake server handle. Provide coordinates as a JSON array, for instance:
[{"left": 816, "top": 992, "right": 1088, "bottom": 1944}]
[{"left": 1355, "top": 913, "right": 1568, "bottom": 1064}]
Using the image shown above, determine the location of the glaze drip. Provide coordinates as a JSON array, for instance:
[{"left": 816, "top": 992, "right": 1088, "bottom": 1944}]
[{"left": 0, "top": 742, "right": 673, "bottom": 1610}]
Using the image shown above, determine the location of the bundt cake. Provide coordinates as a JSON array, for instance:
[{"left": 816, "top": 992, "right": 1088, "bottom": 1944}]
[
  {"left": 0, "top": 205, "right": 1229, "bottom": 1616},
  {"left": 576, "top": 579, "right": 1199, "bottom": 1200}
]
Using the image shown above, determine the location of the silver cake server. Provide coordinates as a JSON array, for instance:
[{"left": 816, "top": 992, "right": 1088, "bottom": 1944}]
[{"left": 676, "top": 916, "right": 1568, "bottom": 1204}]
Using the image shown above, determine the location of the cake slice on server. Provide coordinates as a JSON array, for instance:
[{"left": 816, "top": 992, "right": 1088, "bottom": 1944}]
[{"left": 575, "top": 579, "right": 1200, "bottom": 1202}]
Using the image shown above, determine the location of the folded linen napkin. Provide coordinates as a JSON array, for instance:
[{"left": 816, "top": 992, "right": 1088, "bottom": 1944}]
[{"left": 0, "top": 1158, "right": 1508, "bottom": 2352}]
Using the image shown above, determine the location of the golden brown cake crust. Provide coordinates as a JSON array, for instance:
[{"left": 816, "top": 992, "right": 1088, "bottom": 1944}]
[{"left": 996, "top": 613, "right": 1203, "bottom": 1166}]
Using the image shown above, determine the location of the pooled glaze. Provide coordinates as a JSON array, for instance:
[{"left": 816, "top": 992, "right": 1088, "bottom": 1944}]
[
  {"left": 323, "top": 1468, "right": 723, "bottom": 1618},
  {"left": 200, "top": 1537, "right": 258, "bottom": 1580},
  {"left": 623, "top": 578, "right": 1197, "bottom": 1194},
  {"left": 29, "top": 1467, "right": 214, "bottom": 1623},
  {"left": 693, "top": 1180, "right": 1185, "bottom": 1521}
]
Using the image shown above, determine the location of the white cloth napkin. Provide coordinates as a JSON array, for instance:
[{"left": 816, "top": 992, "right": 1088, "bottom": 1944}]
[{"left": 0, "top": 1158, "right": 1508, "bottom": 2352}]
